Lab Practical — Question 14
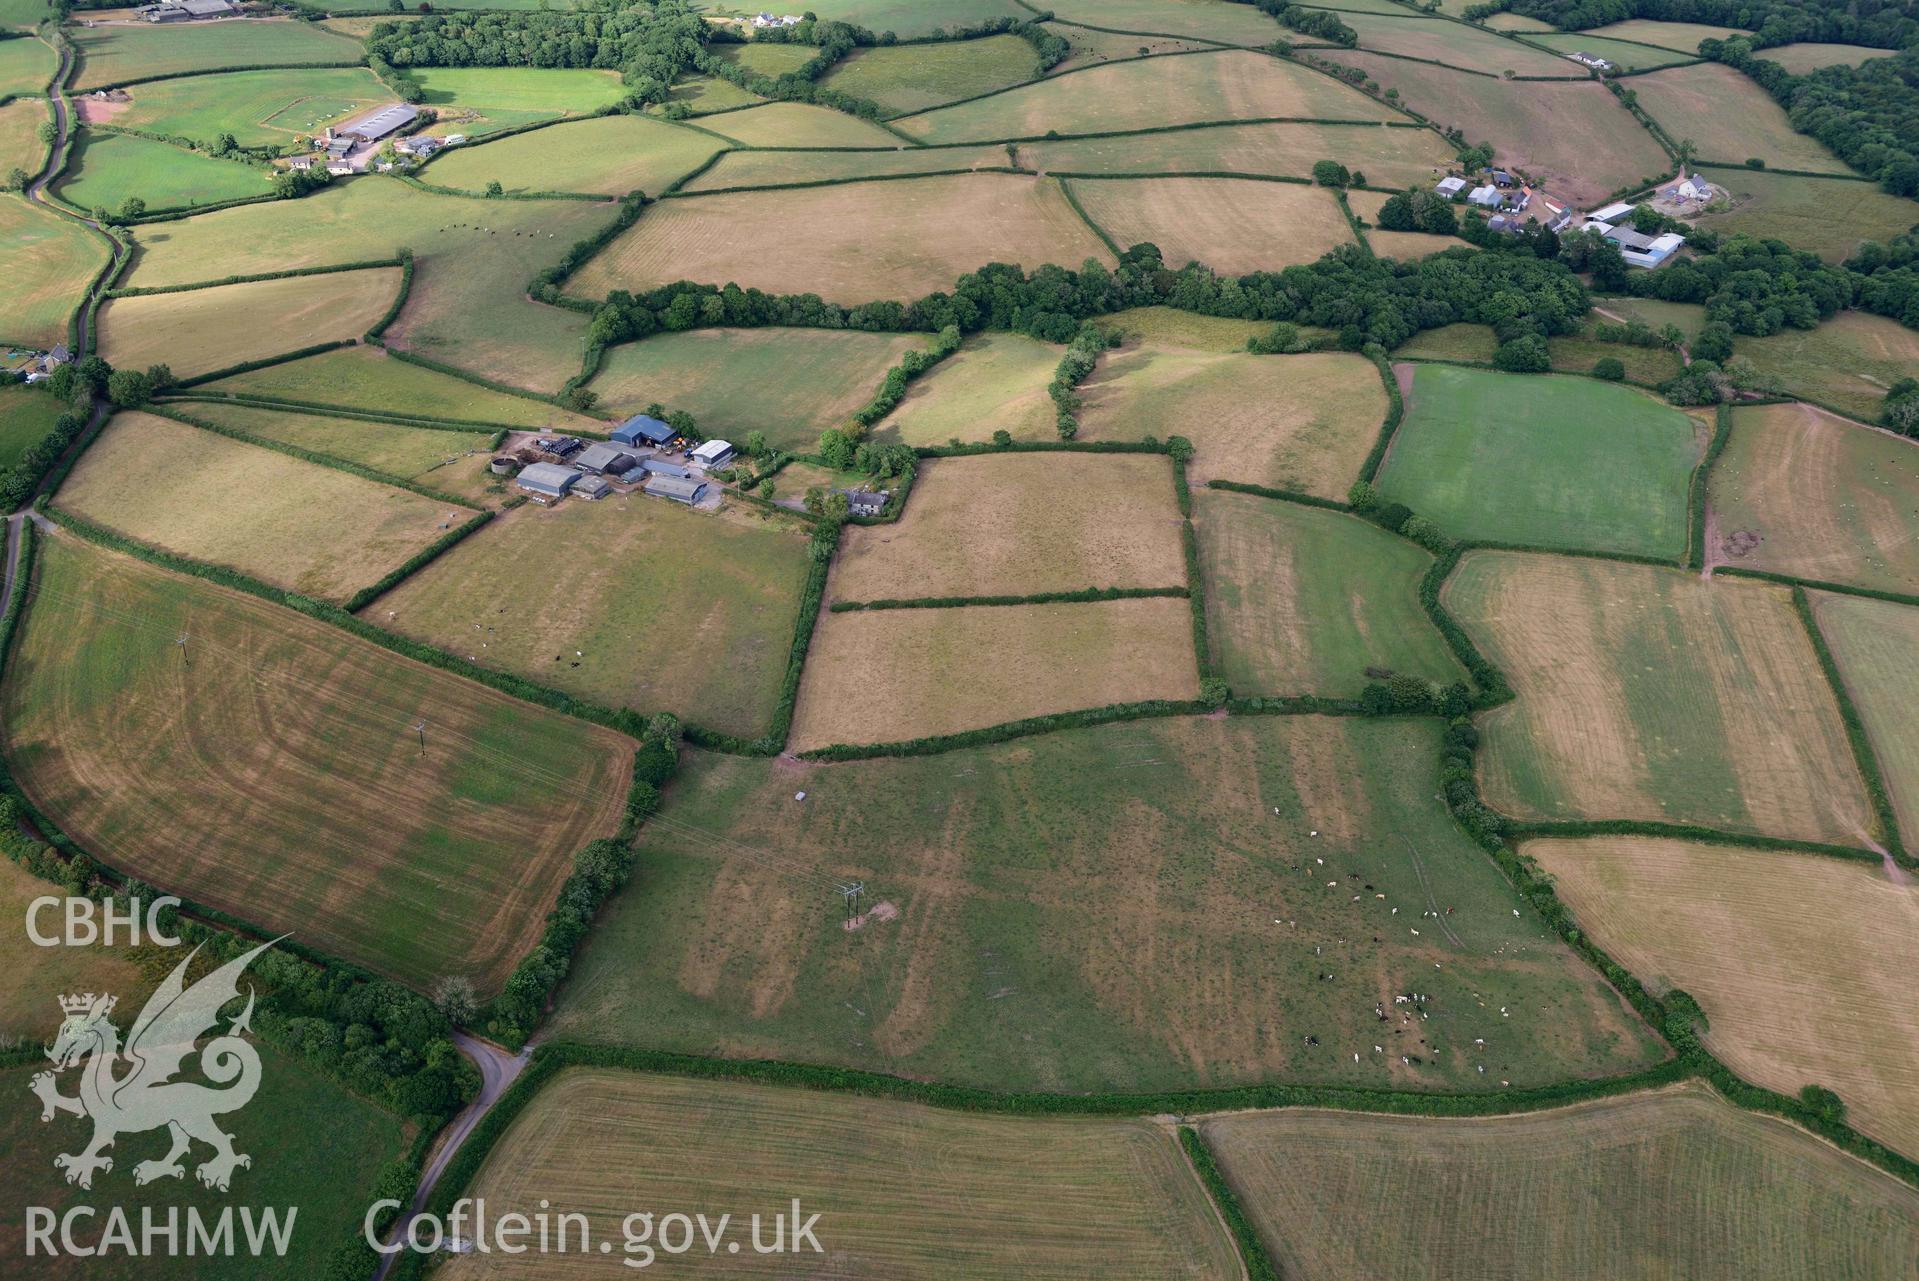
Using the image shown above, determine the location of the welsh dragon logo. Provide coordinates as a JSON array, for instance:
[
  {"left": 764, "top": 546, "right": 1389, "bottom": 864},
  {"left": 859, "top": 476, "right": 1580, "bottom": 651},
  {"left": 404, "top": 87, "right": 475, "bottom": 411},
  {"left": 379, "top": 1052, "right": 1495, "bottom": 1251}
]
[{"left": 30, "top": 939, "right": 277, "bottom": 1193}]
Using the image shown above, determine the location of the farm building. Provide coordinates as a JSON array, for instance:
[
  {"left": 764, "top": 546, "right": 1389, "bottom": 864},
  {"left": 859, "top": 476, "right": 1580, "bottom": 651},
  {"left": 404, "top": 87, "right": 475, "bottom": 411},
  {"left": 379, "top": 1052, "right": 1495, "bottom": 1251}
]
[
  {"left": 1564, "top": 50, "right": 1614, "bottom": 71},
  {"left": 645, "top": 474, "right": 708, "bottom": 505},
  {"left": 1467, "top": 185, "right": 1501, "bottom": 208},
  {"left": 517, "top": 462, "right": 579, "bottom": 502},
  {"left": 612, "top": 414, "right": 674, "bottom": 447},
  {"left": 489, "top": 457, "right": 518, "bottom": 476},
  {"left": 573, "top": 474, "right": 612, "bottom": 500},
  {"left": 396, "top": 135, "right": 444, "bottom": 159},
  {"left": 1435, "top": 176, "right": 1467, "bottom": 198},
  {"left": 844, "top": 490, "right": 889, "bottom": 517},
  {"left": 1586, "top": 222, "right": 1687, "bottom": 268},
  {"left": 690, "top": 439, "right": 735, "bottom": 468},
  {"left": 334, "top": 104, "right": 420, "bottom": 144},
  {"left": 640, "top": 458, "right": 690, "bottom": 478},
  {"left": 1664, "top": 174, "right": 1712, "bottom": 203},
  {"left": 1590, "top": 201, "right": 1637, "bottom": 223},
  {"left": 574, "top": 442, "right": 636, "bottom": 475},
  {"left": 139, "top": 0, "right": 233, "bottom": 20}
]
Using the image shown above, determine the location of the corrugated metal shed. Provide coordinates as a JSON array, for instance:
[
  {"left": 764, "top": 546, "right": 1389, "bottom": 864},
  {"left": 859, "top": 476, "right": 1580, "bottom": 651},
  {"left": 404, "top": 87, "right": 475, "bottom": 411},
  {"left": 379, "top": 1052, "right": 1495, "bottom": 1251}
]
[
  {"left": 645, "top": 475, "right": 708, "bottom": 504},
  {"left": 575, "top": 442, "right": 634, "bottom": 474},
  {"left": 573, "top": 474, "right": 612, "bottom": 500},
  {"left": 640, "top": 459, "right": 690, "bottom": 478},
  {"left": 612, "top": 415, "right": 674, "bottom": 446},
  {"left": 517, "top": 462, "right": 579, "bottom": 496},
  {"left": 339, "top": 103, "right": 420, "bottom": 141}
]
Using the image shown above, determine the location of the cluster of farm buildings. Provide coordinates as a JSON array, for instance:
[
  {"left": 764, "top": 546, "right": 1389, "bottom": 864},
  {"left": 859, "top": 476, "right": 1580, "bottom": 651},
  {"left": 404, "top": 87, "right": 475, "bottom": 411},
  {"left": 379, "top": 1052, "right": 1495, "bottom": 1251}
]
[
  {"left": 1431, "top": 165, "right": 1708, "bottom": 268},
  {"left": 502, "top": 416, "right": 737, "bottom": 507}
]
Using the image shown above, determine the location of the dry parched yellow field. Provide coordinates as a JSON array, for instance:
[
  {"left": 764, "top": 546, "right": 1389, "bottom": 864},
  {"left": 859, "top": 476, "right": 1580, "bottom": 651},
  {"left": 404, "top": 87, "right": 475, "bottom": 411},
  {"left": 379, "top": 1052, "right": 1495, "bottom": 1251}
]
[
  {"left": 58, "top": 412, "right": 466, "bottom": 603},
  {"left": 789, "top": 596, "right": 1199, "bottom": 751},
  {"left": 1068, "top": 176, "right": 1356, "bottom": 273},
  {"left": 1017, "top": 119, "right": 1454, "bottom": 188},
  {"left": 1812, "top": 592, "right": 1919, "bottom": 839},
  {"left": 96, "top": 268, "right": 401, "bottom": 380},
  {"left": 871, "top": 332, "right": 1063, "bottom": 444},
  {"left": 570, "top": 173, "right": 1113, "bottom": 304},
  {"left": 1530, "top": 836, "right": 1919, "bottom": 1164},
  {"left": 829, "top": 453, "right": 1186, "bottom": 601},
  {"left": 1627, "top": 63, "right": 1851, "bottom": 171},
  {"left": 1204, "top": 1083, "right": 1919, "bottom": 1281},
  {"left": 1446, "top": 552, "right": 1874, "bottom": 845},
  {"left": 441, "top": 1069, "right": 1240, "bottom": 1281}
]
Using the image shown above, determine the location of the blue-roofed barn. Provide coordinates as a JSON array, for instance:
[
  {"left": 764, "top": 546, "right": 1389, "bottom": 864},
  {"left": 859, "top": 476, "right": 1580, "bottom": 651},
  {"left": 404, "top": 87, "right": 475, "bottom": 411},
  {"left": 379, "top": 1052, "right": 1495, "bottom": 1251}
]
[{"left": 613, "top": 415, "right": 675, "bottom": 447}]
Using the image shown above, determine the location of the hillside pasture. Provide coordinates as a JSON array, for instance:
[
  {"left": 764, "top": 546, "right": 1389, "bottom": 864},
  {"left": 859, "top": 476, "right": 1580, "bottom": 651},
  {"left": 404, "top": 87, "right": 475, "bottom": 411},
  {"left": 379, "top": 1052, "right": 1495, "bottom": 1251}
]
[
  {"left": 410, "top": 67, "right": 629, "bottom": 133},
  {"left": 423, "top": 113, "right": 723, "bottom": 196},
  {"left": 1044, "top": 22, "right": 1214, "bottom": 71},
  {"left": 0, "top": 382, "right": 60, "bottom": 469},
  {"left": 0, "top": 195, "right": 110, "bottom": 348},
  {"left": 440, "top": 1069, "right": 1239, "bottom": 1281},
  {"left": 56, "top": 130, "right": 270, "bottom": 213},
  {"left": 1447, "top": 552, "right": 1874, "bottom": 845},
  {"left": 1531, "top": 836, "right": 1919, "bottom": 1164},
  {"left": 106, "top": 66, "right": 388, "bottom": 147},
  {"left": 587, "top": 326, "right": 924, "bottom": 454},
  {"left": 711, "top": 40, "right": 813, "bottom": 78},
  {"left": 70, "top": 18, "right": 360, "bottom": 91},
  {"left": 1708, "top": 404, "right": 1919, "bottom": 594},
  {"left": 1068, "top": 176, "right": 1356, "bottom": 273},
  {"left": 894, "top": 49, "right": 1397, "bottom": 144},
  {"left": 1483, "top": 11, "right": 1556, "bottom": 30},
  {"left": 1376, "top": 365, "right": 1701, "bottom": 557},
  {"left": 0, "top": 30, "right": 49, "bottom": 96},
  {"left": 368, "top": 497, "right": 813, "bottom": 739},
  {"left": 1019, "top": 119, "right": 1452, "bottom": 188},
  {"left": 1195, "top": 488, "right": 1461, "bottom": 697},
  {"left": 1339, "top": 11, "right": 1580, "bottom": 76},
  {"left": 829, "top": 453, "right": 1187, "bottom": 601},
  {"left": 568, "top": 173, "right": 1112, "bottom": 304},
  {"left": 1204, "top": 1083, "right": 1919, "bottom": 1281},
  {"left": 0, "top": 96, "right": 45, "bottom": 181},
  {"left": 552, "top": 714, "right": 1662, "bottom": 1091},
  {"left": 1578, "top": 18, "right": 1746, "bottom": 51},
  {"left": 1760, "top": 42, "right": 1899, "bottom": 73},
  {"left": 1690, "top": 166, "right": 1919, "bottom": 263},
  {"left": 1529, "top": 31, "right": 1699, "bottom": 70},
  {"left": 658, "top": 72, "right": 764, "bottom": 115},
  {"left": 818, "top": 34, "right": 1040, "bottom": 116},
  {"left": 679, "top": 143, "right": 1010, "bottom": 193},
  {"left": 1739, "top": 310, "right": 1919, "bottom": 423},
  {"left": 1079, "top": 347, "right": 1384, "bottom": 496},
  {"left": 0, "top": 858, "right": 149, "bottom": 1043},
  {"left": 1036, "top": 0, "right": 1306, "bottom": 44},
  {"left": 1098, "top": 305, "right": 1277, "bottom": 351},
  {"left": 57, "top": 412, "right": 464, "bottom": 602},
  {"left": 789, "top": 596, "right": 1198, "bottom": 750},
  {"left": 175, "top": 400, "right": 499, "bottom": 501},
  {"left": 0, "top": 0, "right": 47, "bottom": 30},
  {"left": 760, "top": 0, "right": 1028, "bottom": 38},
  {"left": 870, "top": 332, "right": 1062, "bottom": 444},
  {"left": 1629, "top": 63, "right": 1850, "bottom": 171},
  {"left": 97, "top": 267, "right": 401, "bottom": 380},
  {"left": 1813, "top": 593, "right": 1919, "bottom": 839},
  {"left": 1, "top": 536, "right": 633, "bottom": 995},
  {"left": 698, "top": 100, "right": 902, "bottom": 147}
]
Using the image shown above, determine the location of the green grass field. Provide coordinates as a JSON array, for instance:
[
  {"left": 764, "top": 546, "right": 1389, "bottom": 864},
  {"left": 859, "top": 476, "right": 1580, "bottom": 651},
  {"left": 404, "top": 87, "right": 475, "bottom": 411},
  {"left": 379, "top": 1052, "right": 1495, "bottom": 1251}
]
[
  {"left": 1760, "top": 42, "right": 1899, "bottom": 73},
  {"left": 1812, "top": 592, "right": 1919, "bottom": 839},
  {"left": 422, "top": 113, "right": 722, "bottom": 196},
  {"left": 0, "top": 194, "right": 109, "bottom": 348},
  {"left": 721, "top": 0, "right": 1027, "bottom": 38},
  {"left": 410, "top": 66, "right": 629, "bottom": 133},
  {"left": 1529, "top": 31, "right": 1698, "bottom": 70},
  {"left": 1203, "top": 1084, "right": 1919, "bottom": 1281},
  {"left": 0, "top": 96, "right": 45, "bottom": 177},
  {"left": 588, "top": 327, "right": 925, "bottom": 454},
  {"left": 0, "top": 380, "right": 60, "bottom": 469},
  {"left": 870, "top": 332, "right": 1061, "bottom": 444},
  {"left": 70, "top": 18, "right": 361, "bottom": 91},
  {"left": 1579, "top": 17, "right": 1745, "bottom": 50},
  {"left": 1038, "top": 0, "right": 1296, "bottom": 43},
  {"left": 1195, "top": 488, "right": 1462, "bottom": 697},
  {"left": 2, "top": 535, "right": 635, "bottom": 994},
  {"left": 551, "top": 713, "right": 1662, "bottom": 1092},
  {"left": 178, "top": 400, "right": 500, "bottom": 499},
  {"left": 1339, "top": 10, "right": 1578, "bottom": 76},
  {"left": 107, "top": 66, "right": 389, "bottom": 148},
  {"left": 1375, "top": 365, "right": 1702, "bottom": 557},
  {"left": 1629, "top": 63, "right": 1850, "bottom": 171},
  {"left": 818, "top": 34, "right": 1040, "bottom": 116},
  {"left": 1691, "top": 166, "right": 1919, "bottom": 263},
  {"left": 0, "top": 0, "right": 49, "bottom": 28},
  {"left": 1740, "top": 310, "right": 1919, "bottom": 423},
  {"left": 1548, "top": 316, "right": 1685, "bottom": 384},
  {"left": 56, "top": 130, "right": 270, "bottom": 213},
  {"left": 0, "top": 31, "right": 50, "bottom": 96},
  {"left": 699, "top": 99, "right": 901, "bottom": 147},
  {"left": 1019, "top": 118, "right": 1454, "bottom": 188},
  {"left": 203, "top": 345, "right": 606, "bottom": 431},
  {"left": 657, "top": 71, "right": 765, "bottom": 115},
  {"left": 368, "top": 498, "right": 813, "bottom": 739},
  {"left": 712, "top": 40, "right": 813, "bottom": 78}
]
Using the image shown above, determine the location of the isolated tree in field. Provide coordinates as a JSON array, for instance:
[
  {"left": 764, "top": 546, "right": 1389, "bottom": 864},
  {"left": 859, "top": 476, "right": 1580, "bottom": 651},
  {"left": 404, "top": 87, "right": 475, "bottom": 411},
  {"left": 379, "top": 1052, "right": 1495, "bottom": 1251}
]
[
  {"left": 37, "top": 120, "right": 54, "bottom": 145},
  {"left": 484, "top": 180, "right": 503, "bottom": 197},
  {"left": 757, "top": 479, "right": 775, "bottom": 501}
]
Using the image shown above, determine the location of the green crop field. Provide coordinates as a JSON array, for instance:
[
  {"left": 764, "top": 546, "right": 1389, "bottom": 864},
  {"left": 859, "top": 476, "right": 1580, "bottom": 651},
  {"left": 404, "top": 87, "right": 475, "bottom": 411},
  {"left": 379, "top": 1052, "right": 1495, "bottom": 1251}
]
[
  {"left": 818, "top": 34, "right": 1040, "bottom": 116},
  {"left": 1019, "top": 118, "right": 1454, "bottom": 188},
  {"left": 0, "top": 380, "right": 59, "bottom": 468},
  {"left": 56, "top": 130, "right": 271, "bottom": 213},
  {"left": 410, "top": 67, "right": 629, "bottom": 133},
  {"left": 1708, "top": 404, "right": 1919, "bottom": 594},
  {"left": 587, "top": 326, "right": 925, "bottom": 454},
  {"left": 895, "top": 49, "right": 1395, "bottom": 143},
  {"left": 1203, "top": 1083, "right": 1919, "bottom": 1281},
  {"left": 70, "top": 18, "right": 361, "bottom": 91},
  {"left": 1630, "top": 63, "right": 1851, "bottom": 171},
  {"left": 699, "top": 99, "right": 901, "bottom": 147},
  {"left": 1740, "top": 310, "right": 1919, "bottom": 423},
  {"left": 1069, "top": 175, "right": 1357, "bottom": 274},
  {"left": 422, "top": 113, "right": 723, "bottom": 196},
  {"left": 552, "top": 713, "right": 1662, "bottom": 1091},
  {"left": 0, "top": 194, "right": 109, "bottom": 348},
  {"left": 1529, "top": 31, "right": 1698, "bottom": 70},
  {"left": 1812, "top": 592, "right": 1919, "bottom": 839},
  {"left": 0, "top": 0, "right": 49, "bottom": 28},
  {"left": 441, "top": 1067, "right": 1240, "bottom": 1281},
  {"left": 1692, "top": 167, "right": 1919, "bottom": 262},
  {"left": 204, "top": 345, "right": 605, "bottom": 431},
  {"left": 0, "top": 31, "right": 50, "bottom": 96},
  {"left": 177, "top": 400, "right": 500, "bottom": 501},
  {"left": 1375, "top": 365, "right": 1703, "bottom": 557},
  {"left": 103, "top": 66, "right": 389, "bottom": 147},
  {"left": 1760, "top": 41, "right": 1899, "bottom": 73},
  {"left": 680, "top": 142, "right": 1010, "bottom": 193},
  {"left": 0, "top": 96, "right": 45, "bottom": 177},
  {"left": 368, "top": 498, "right": 813, "bottom": 739},
  {"left": 57, "top": 411, "right": 464, "bottom": 602},
  {"left": 871, "top": 332, "right": 1061, "bottom": 445},
  {"left": 2, "top": 535, "right": 634, "bottom": 994},
  {"left": 1195, "top": 488, "right": 1462, "bottom": 697},
  {"left": 1447, "top": 551, "right": 1875, "bottom": 845}
]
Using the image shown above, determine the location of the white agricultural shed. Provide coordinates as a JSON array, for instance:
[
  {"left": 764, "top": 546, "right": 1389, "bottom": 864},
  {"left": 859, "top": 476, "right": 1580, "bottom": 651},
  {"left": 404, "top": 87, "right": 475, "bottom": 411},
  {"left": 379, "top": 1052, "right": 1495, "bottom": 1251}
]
[{"left": 690, "top": 439, "right": 735, "bottom": 468}]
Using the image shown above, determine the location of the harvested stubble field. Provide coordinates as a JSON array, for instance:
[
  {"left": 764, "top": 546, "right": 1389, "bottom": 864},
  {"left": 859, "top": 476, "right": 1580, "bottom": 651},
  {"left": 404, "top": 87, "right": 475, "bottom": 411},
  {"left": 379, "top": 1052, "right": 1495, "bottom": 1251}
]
[
  {"left": 106, "top": 66, "right": 388, "bottom": 147},
  {"left": 1707, "top": 404, "right": 1919, "bottom": 595},
  {"left": 424, "top": 113, "right": 723, "bottom": 197},
  {"left": 1629, "top": 63, "right": 1851, "bottom": 171},
  {"left": 69, "top": 18, "right": 361, "bottom": 90},
  {"left": 894, "top": 49, "right": 1396, "bottom": 145},
  {"left": 123, "top": 178, "right": 612, "bottom": 393},
  {"left": 1078, "top": 347, "right": 1383, "bottom": 496},
  {"left": 586, "top": 326, "right": 926, "bottom": 454},
  {"left": 368, "top": 498, "right": 812, "bottom": 739},
  {"left": 1203, "top": 1082, "right": 1919, "bottom": 1281},
  {"left": 788, "top": 596, "right": 1198, "bottom": 750},
  {"left": 553, "top": 714, "right": 1662, "bottom": 1090},
  {"left": 440, "top": 1069, "right": 1239, "bottom": 1281},
  {"left": 0, "top": 96, "right": 46, "bottom": 177},
  {"left": 1692, "top": 166, "right": 1919, "bottom": 264},
  {"left": 1195, "top": 489, "right": 1462, "bottom": 697},
  {"left": 1447, "top": 552, "right": 1874, "bottom": 845},
  {"left": 1018, "top": 119, "right": 1453, "bottom": 188},
  {"left": 0, "top": 383, "right": 60, "bottom": 468},
  {"left": 205, "top": 344, "right": 606, "bottom": 431},
  {"left": 678, "top": 143, "right": 1010, "bottom": 193},
  {"left": 1044, "top": 23, "right": 1215, "bottom": 71},
  {"left": 1314, "top": 52, "right": 1668, "bottom": 208},
  {"left": 1068, "top": 176, "right": 1357, "bottom": 274},
  {"left": 1376, "top": 365, "right": 1702, "bottom": 557},
  {"left": 1578, "top": 18, "right": 1745, "bottom": 50},
  {"left": 178, "top": 401, "right": 499, "bottom": 501},
  {"left": 1036, "top": 0, "right": 1298, "bottom": 44},
  {"left": 2, "top": 536, "right": 633, "bottom": 994},
  {"left": 56, "top": 130, "right": 270, "bottom": 212},
  {"left": 58, "top": 412, "right": 463, "bottom": 603},
  {"left": 871, "top": 332, "right": 1061, "bottom": 444},
  {"left": 830, "top": 453, "right": 1186, "bottom": 601},
  {"left": 1099, "top": 304, "right": 1276, "bottom": 351},
  {"left": 569, "top": 173, "right": 1112, "bottom": 305},
  {"left": 1338, "top": 10, "right": 1579, "bottom": 76},
  {"left": 699, "top": 100, "right": 902, "bottom": 148},
  {"left": 1530, "top": 836, "right": 1919, "bottom": 1164},
  {"left": 818, "top": 34, "right": 1040, "bottom": 116},
  {"left": 1760, "top": 41, "right": 1899, "bottom": 73},
  {"left": 1813, "top": 593, "right": 1919, "bottom": 838},
  {"left": 1529, "top": 31, "right": 1698, "bottom": 70},
  {"left": 0, "top": 194, "right": 108, "bottom": 348},
  {"left": 1739, "top": 311, "right": 1919, "bottom": 424},
  {"left": 97, "top": 267, "right": 401, "bottom": 380},
  {"left": 0, "top": 30, "right": 49, "bottom": 96}
]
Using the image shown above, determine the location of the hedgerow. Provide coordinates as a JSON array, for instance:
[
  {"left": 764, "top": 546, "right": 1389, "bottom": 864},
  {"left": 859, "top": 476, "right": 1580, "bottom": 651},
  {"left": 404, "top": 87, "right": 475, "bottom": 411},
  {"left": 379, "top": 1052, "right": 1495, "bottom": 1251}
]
[{"left": 831, "top": 585, "right": 1187, "bottom": 611}]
